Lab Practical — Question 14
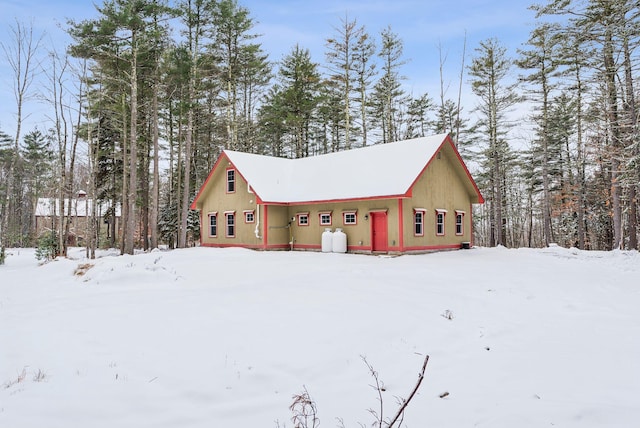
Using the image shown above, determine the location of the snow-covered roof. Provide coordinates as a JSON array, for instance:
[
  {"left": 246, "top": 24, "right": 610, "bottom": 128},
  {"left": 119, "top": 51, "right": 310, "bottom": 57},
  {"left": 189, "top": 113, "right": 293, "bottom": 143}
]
[
  {"left": 224, "top": 133, "right": 453, "bottom": 204},
  {"left": 35, "top": 198, "right": 121, "bottom": 217}
]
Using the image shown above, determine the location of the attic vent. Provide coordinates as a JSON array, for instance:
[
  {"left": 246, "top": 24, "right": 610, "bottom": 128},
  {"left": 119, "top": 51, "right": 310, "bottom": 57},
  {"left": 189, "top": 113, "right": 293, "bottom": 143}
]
[{"left": 437, "top": 151, "right": 442, "bottom": 159}]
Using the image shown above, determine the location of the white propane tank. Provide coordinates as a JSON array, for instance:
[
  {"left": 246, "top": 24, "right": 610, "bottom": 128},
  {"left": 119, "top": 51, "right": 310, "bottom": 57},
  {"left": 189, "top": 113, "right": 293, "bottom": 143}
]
[
  {"left": 332, "top": 228, "right": 347, "bottom": 253},
  {"left": 321, "top": 228, "right": 333, "bottom": 252}
]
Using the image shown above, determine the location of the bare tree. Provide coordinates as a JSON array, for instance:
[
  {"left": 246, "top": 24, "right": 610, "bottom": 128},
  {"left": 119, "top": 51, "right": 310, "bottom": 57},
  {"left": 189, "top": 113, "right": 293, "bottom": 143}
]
[{"left": 0, "top": 20, "right": 43, "bottom": 258}]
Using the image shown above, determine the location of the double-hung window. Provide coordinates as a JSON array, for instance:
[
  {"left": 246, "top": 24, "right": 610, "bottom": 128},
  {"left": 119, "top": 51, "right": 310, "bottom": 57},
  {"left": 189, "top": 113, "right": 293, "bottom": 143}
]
[
  {"left": 226, "top": 169, "right": 236, "bottom": 193},
  {"left": 225, "top": 211, "right": 235, "bottom": 237},
  {"left": 455, "top": 210, "right": 465, "bottom": 236},
  {"left": 414, "top": 208, "right": 426, "bottom": 236},
  {"left": 435, "top": 209, "right": 447, "bottom": 236},
  {"left": 208, "top": 212, "right": 218, "bottom": 237}
]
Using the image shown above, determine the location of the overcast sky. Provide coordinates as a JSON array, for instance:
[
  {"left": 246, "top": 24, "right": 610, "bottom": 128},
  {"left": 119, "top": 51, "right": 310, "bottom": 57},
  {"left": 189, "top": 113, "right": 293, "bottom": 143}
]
[{"left": 0, "top": 0, "right": 540, "bottom": 142}]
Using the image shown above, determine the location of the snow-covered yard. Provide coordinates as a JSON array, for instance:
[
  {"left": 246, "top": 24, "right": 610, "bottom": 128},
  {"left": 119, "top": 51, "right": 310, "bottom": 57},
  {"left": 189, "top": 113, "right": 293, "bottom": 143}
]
[{"left": 1, "top": 246, "right": 638, "bottom": 427}]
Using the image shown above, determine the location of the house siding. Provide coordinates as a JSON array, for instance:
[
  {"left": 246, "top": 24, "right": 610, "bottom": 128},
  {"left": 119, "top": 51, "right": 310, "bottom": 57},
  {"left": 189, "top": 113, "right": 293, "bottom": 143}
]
[
  {"left": 287, "top": 199, "right": 399, "bottom": 252},
  {"left": 198, "top": 160, "right": 262, "bottom": 248},
  {"left": 193, "top": 135, "right": 483, "bottom": 254},
  {"left": 403, "top": 145, "right": 473, "bottom": 251}
]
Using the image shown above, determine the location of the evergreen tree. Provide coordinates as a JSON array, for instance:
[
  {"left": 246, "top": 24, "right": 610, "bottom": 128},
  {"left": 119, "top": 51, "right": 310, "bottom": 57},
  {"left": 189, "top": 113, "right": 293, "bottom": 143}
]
[
  {"left": 272, "top": 45, "right": 322, "bottom": 158},
  {"left": 371, "top": 26, "right": 407, "bottom": 144},
  {"left": 468, "top": 38, "right": 520, "bottom": 247},
  {"left": 21, "top": 129, "right": 54, "bottom": 244},
  {"left": 517, "top": 23, "right": 563, "bottom": 246}
]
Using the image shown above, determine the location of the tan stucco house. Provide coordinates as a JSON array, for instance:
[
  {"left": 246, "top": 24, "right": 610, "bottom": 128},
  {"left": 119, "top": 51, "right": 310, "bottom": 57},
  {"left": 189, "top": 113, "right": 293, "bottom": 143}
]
[{"left": 190, "top": 133, "right": 484, "bottom": 254}]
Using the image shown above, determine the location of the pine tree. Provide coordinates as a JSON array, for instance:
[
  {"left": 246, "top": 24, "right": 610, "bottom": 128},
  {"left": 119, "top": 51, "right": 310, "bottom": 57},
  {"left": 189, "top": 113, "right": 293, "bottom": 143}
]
[
  {"left": 469, "top": 38, "right": 520, "bottom": 247},
  {"left": 517, "top": 23, "right": 563, "bottom": 246},
  {"left": 371, "top": 26, "right": 407, "bottom": 144}
]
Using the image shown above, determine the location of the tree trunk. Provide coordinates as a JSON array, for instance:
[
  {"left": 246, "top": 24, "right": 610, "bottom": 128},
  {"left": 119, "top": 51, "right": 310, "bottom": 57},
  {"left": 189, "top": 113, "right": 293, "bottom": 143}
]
[{"left": 124, "top": 33, "right": 138, "bottom": 255}]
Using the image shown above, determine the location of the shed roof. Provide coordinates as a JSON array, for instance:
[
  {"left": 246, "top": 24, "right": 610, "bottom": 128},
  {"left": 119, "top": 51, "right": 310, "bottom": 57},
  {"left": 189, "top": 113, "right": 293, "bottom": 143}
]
[{"left": 192, "top": 133, "right": 483, "bottom": 207}]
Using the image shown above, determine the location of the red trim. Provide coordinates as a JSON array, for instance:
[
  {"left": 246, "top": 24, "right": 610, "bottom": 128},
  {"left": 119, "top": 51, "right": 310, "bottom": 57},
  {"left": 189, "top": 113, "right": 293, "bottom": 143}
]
[
  {"left": 191, "top": 135, "right": 483, "bottom": 210},
  {"left": 259, "top": 194, "right": 409, "bottom": 206},
  {"left": 191, "top": 153, "right": 227, "bottom": 210},
  {"left": 199, "top": 242, "right": 291, "bottom": 250},
  {"left": 469, "top": 202, "right": 474, "bottom": 247},
  {"left": 444, "top": 135, "right": 484, "bottom": 203},
  {"left": 292, "top": 243, "right": 321, "bottom": 250},
  {"left": 404, "top": 135, "right": 484, "bottom": 205},
  {"left": 455, "top": 211, "right": 464, "bottom": 236},
  {"left": 413, "top": 209, "right": 426, "bottom": 236},
  {"left": 297, "top": 213, "right": 310, "bottom": 226},
  {"left": 225, "top": 212, "right": 236, "bottom": 238},
  {"left": 436, "top": 210, "right": 446, "bottom": 236},
  {"left": 226, "top": 168, "right": 236, "bottom": 194},
  {"left": 319, "top": 211, "right": 332, "bottom": 226},
  {"left": 398, "top": 198, "right": 404, "bottom": 252},
  {"left": 263, "top": 205, "right": 269, "bottom": 249},
  {"left": 403, "top": 243, "right": 463, "bottom": 252},
  {"left": 208, "top": 212, "right": 218, "bottom": 237},
  {"left": 342, "top": 211, "right": 357, "bottom": 225}
]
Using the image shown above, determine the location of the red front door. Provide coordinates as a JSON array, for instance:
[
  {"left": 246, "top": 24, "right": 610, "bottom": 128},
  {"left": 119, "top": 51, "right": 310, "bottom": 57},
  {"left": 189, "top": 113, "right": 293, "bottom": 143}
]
[{"left": 371, "top": 211, "right": 388, "bottom": 252}]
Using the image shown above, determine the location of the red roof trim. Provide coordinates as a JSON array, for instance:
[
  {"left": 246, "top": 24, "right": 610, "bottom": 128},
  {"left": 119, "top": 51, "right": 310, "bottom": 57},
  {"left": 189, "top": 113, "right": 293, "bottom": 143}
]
[
  {"left": 191, "top": 152, "right": 263, "bottom": 210},
  {"left": 192, "top": 134, "right": 483, "bottom": 210},
  {"left": 445, "top": 136, "right": 485, "bottom": 203},
  {"left": 257, "top": 193, "right": 410, "bottom": 206},
  {"left": 404, "top": 134, "right": 484, "bottom": 204}
]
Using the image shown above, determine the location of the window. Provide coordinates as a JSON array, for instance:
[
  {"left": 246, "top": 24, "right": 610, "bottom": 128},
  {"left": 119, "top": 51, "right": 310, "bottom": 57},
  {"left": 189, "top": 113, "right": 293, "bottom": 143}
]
[
  {"left": 225, "top": 211, "right": 235, "bottom": 237},
  {"left": 414, "top": 209, "right": 426, "bottom": 236},
  {"left": 319, "top": 211, "right": 332, "bottom": 226},
  {"left": 455, "top": 210, "right": 465, "bottom": 235},
  {"left": 226, "top": 169, "right": 236, "bottom": 193},
  {"left": 297, "top": 213, "right": 309, "bottom": 226},
  {"left": 436, "top": 209, "right": 447, "bottom": 236},
  {"left": 343, "top": 211, "right": 357, "bottom": 225},
  {"left": 244, "top": 210, "right": 255, "bottom": 223},
  {"left": 208, "top": 212, "right": 218, "bottom": 237}
]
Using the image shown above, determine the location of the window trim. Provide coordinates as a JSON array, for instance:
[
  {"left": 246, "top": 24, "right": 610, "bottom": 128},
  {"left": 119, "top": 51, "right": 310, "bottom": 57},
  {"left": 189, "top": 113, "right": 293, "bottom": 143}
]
[
  {"left": 226, "top": 168, "right": 236, "bottom": 193},
  {"left": 455, "top": 210, "right": 465, "bottom": 236},
  {"left": 342, "top": 210, "right": 357, "bottom": 226},
  {"left": 244, "top": 210, "right": 255, "bottom": 224},
  {"left": 319, "top": 211, "right": 332, "bottom": 226},
  {"left": 435, "top": 209, "right": 447, "bottom": 236},
  {"left": 208, "top": 211, "right": 218, "bottom": 238},
  {"left": 413, "top": 208, "right": 426, "bottom": 237},
  {"left": 297, "top": 212, "right": 310, "bottom": 226},
  {"left": 224, "top": 210, "right": 236, "bottom": 238}
]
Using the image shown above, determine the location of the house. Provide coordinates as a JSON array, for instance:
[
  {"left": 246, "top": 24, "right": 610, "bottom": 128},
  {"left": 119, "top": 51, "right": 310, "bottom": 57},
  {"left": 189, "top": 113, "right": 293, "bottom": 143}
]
[
  {"left": 190, "top": 133, "right": 484, "bottom": 254},
  {"left": 35, "top": 192, "right": 121, "bottom": 246}
]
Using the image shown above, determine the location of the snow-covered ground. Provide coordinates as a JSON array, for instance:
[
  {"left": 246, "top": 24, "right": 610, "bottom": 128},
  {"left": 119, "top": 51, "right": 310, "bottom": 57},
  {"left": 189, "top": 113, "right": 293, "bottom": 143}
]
[{"left": 1, "top": 245, "right": 638, "bottom": 427}]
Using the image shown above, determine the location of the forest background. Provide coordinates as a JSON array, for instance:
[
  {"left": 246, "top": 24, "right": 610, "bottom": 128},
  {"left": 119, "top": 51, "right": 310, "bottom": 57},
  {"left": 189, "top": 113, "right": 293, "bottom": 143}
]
[{"left": 0, "top": 0, "right": 638, "bottom": 260}]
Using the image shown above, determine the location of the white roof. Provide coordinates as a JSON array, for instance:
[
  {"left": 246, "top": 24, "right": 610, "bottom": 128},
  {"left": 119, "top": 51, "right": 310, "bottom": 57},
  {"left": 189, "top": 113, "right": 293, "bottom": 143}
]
[
  {"left": 224, "top": 134, "right": 450, "bottom": 203},
  {"left": 224, "top": 134, "right": 447, "bottom": 203},
  {"left": 36, "top": 198, "right": 121, "bottom": 217}
]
